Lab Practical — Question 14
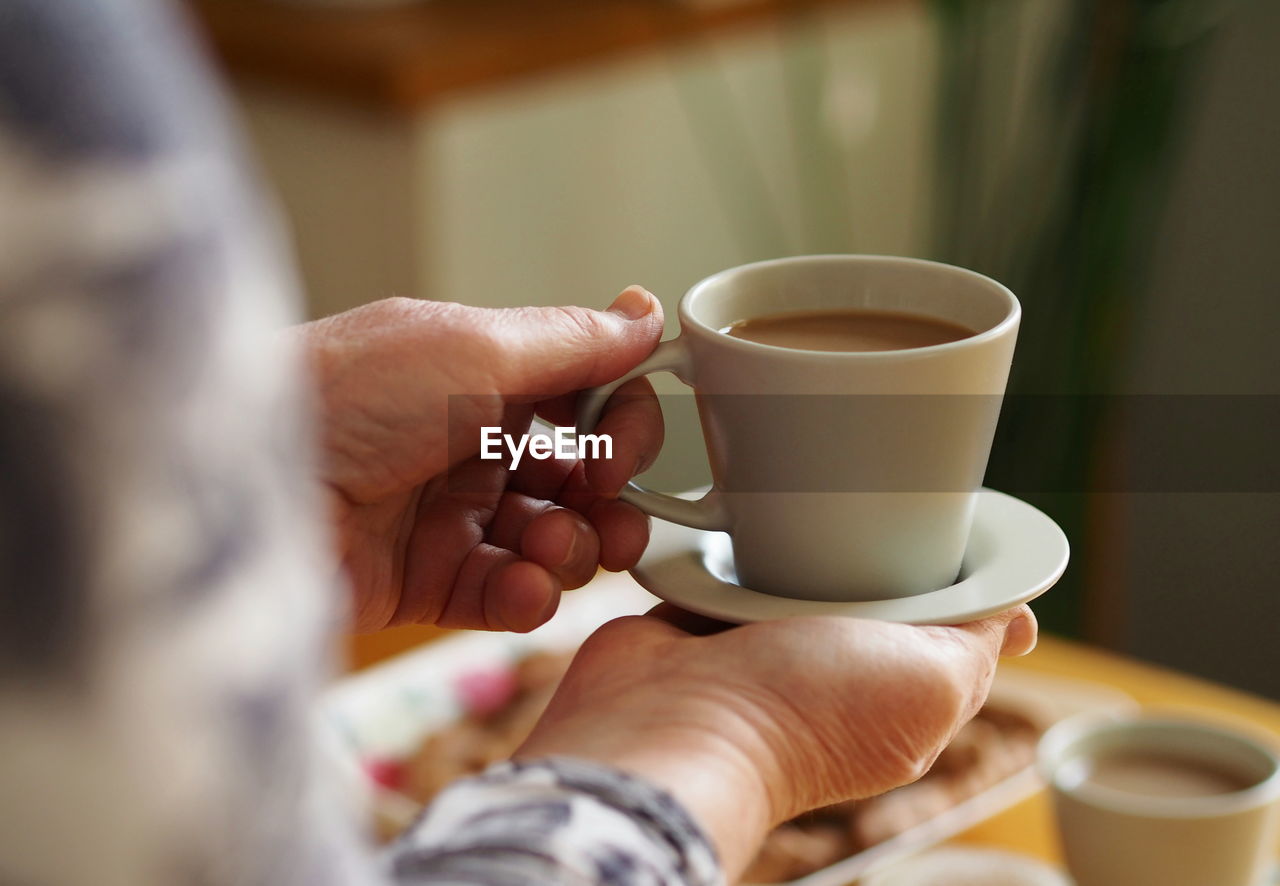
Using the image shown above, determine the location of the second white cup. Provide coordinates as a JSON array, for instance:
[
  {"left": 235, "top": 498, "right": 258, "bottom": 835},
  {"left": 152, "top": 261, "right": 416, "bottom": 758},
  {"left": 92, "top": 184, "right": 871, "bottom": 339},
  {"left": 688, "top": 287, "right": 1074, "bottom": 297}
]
[{"left": 1039, "top": 712, "right": 1280, "bottom": 886}]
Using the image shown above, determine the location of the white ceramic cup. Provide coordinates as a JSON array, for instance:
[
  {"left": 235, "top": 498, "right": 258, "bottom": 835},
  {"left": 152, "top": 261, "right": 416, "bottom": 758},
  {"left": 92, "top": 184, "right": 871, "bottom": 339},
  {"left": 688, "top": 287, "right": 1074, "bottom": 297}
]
[
  {"left": 1039, "top": 712, "right": 1280, "bottom": 886},
  {"left": 576, "top": 255, "right": 1020, "bottom": 602}
]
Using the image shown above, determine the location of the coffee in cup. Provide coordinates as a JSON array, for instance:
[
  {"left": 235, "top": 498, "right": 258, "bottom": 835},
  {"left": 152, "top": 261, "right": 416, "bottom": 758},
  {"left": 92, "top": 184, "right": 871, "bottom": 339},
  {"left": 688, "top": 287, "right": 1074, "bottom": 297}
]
[{"left": 722, "top": 307, "right": 976, "bottom": 353}]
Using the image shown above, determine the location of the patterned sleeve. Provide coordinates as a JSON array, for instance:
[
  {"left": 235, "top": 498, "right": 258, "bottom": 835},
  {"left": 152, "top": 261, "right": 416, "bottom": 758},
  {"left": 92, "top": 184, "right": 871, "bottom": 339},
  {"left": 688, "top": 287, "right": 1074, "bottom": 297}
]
[
  {"left": 394, "top": 758, "right": 720, "bottom": 886},
  {"left": 0, "top": 1, "right": 720, "bottom": 885}
]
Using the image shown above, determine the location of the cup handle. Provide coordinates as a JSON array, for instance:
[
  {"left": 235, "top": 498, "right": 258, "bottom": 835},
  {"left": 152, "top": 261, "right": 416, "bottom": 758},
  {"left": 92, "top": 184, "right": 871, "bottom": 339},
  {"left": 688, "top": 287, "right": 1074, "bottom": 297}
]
[{"left": 575, "top": 337, "right": 729, "bottom": 531}]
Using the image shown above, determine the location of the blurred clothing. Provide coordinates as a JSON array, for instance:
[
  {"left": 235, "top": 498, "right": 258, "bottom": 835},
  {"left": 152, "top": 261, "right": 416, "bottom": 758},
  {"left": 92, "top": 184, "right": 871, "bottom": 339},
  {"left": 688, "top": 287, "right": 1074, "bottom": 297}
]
[{"left": 0, "top": 2, "right": 718, "bottom": 884}]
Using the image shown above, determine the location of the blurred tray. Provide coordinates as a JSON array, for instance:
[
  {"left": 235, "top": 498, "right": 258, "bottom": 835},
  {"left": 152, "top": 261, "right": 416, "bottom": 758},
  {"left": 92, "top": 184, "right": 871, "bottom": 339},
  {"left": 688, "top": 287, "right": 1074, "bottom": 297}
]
[
  {"left": 324, "top": 571, "right": 658, "bottom": 762},
  {"left": 322, "top": 572, "right": 1134, "bottom": 884}
]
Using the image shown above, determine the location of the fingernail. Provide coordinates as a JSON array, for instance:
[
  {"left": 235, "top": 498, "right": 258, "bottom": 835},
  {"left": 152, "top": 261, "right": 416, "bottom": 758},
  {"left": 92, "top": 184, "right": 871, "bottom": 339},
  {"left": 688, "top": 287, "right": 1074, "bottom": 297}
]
[
  {"left": 538, "top": 576, "right": 562, "bottom": 622},
  {"left": 1002, "top": 613, "right": 1036, "bottom": 656},
  {"left": 608, "top": 286, "right": 654, "bottom": 321},
  {"left": 499, "top": 569, "right": 561, "bottom": 633},
  {"left": 557, "top": 525, "right": 580, "bottom": 568}
]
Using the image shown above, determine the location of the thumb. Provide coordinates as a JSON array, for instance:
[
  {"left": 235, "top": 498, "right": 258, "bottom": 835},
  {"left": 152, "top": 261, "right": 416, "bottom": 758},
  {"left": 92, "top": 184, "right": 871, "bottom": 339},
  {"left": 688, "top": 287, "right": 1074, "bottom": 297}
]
[
  {"left": 577, "top": 613, "right": 691, "bottom": 662},
  {"left": 944, "top": 604, "right": 1039, "bottom": 662},
  {"left": 487, "top": 286, "right": 665, "bottom": 399}
]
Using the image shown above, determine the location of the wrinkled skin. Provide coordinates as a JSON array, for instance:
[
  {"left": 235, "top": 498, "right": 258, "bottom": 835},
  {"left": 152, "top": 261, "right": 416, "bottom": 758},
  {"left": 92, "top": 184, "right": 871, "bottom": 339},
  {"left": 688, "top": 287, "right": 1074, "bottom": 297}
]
[
  {"left": 518, "top": 605, "right": 1036, "bottom": 877},
  {"left": 293, "top": 287, "right": 665, "bottom": 632}
]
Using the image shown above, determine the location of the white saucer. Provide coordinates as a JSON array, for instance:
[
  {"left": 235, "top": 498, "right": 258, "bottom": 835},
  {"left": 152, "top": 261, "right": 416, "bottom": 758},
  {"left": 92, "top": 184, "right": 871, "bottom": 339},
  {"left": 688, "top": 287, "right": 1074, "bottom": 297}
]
[{"left": 629, "top": 488, "right": 1068, "bottom": 625}]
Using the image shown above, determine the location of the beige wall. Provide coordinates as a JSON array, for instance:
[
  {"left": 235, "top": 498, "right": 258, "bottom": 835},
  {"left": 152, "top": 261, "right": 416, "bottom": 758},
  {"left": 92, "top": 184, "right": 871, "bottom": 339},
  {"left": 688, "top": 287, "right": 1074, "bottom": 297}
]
[
  {"left": 237, "top": 93, "right": 419, "bottom": 319},
  {"left": 235, "top": 3, "right": 936, "bottom": 493},
  {"left": 235, "top": 3, "right": 934, "bottom": 324}
]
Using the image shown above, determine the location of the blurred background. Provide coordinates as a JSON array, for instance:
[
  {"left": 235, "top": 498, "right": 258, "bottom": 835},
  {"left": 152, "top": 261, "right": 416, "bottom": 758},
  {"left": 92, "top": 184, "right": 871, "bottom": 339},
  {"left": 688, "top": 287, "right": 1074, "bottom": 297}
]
[{"left": 188, "top": 0, "right": 1278, "bottom": 696}]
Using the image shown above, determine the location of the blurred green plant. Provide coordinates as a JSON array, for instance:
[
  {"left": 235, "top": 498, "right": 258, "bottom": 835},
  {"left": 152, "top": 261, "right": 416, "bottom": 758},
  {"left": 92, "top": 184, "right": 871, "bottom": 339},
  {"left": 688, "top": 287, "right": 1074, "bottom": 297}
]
[
  {"left": 670, "top": 0, "right": 1236, "bottom": 638},
  {"left": 930, "top": 0, "right": 1238, "bottom": 636}
]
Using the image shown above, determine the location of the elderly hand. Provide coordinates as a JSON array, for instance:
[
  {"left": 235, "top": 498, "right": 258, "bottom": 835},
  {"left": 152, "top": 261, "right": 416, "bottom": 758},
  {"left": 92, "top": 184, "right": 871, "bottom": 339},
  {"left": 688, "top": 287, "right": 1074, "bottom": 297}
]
[
  {"left": 293, "top": 288, "right": 665, "bottom": 632},
  {"left": 516, "top": 605, "right": 1038, "bottom": 879}
]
